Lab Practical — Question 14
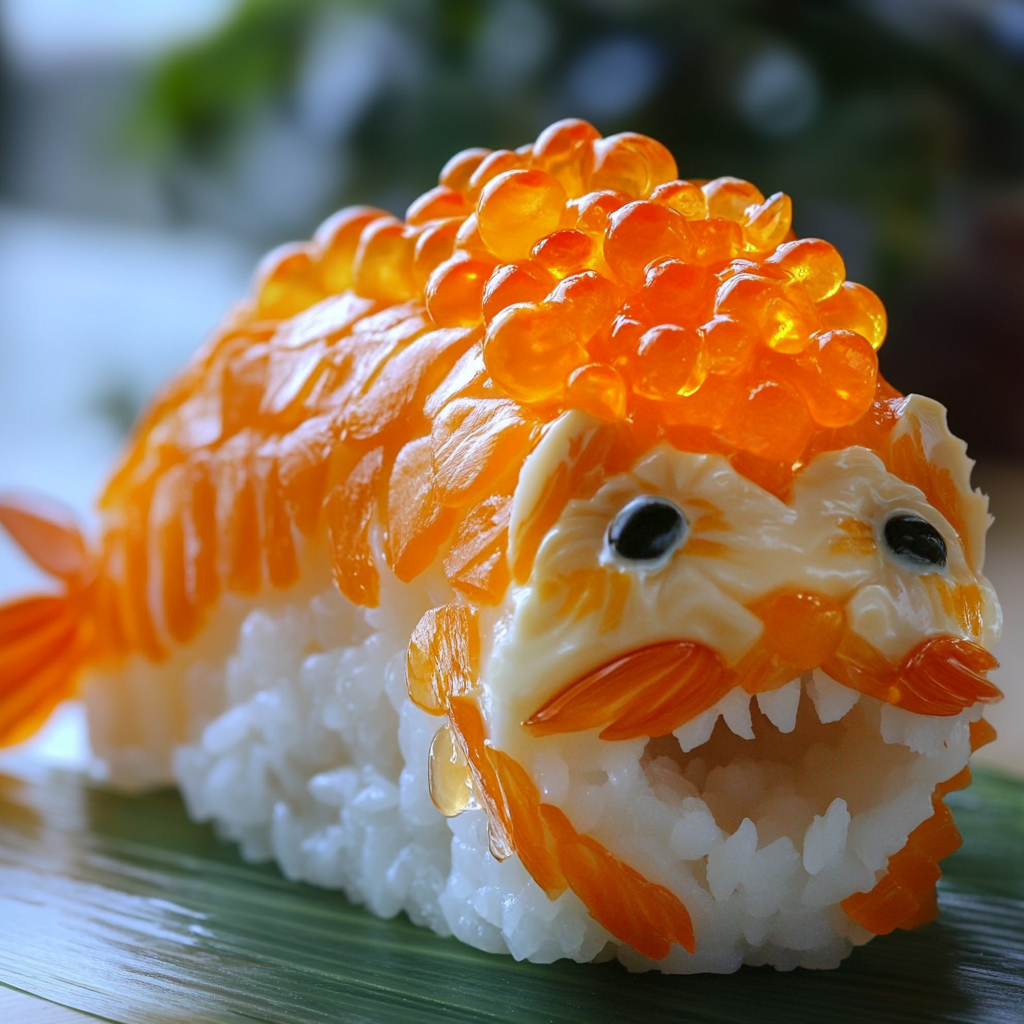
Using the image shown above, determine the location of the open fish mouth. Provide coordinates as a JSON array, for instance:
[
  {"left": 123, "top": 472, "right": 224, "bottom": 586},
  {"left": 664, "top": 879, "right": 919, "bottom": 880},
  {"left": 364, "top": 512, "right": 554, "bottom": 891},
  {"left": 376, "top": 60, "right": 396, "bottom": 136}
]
[{"left": 520, "top": 638, "right": 1000, "bottom": 963}]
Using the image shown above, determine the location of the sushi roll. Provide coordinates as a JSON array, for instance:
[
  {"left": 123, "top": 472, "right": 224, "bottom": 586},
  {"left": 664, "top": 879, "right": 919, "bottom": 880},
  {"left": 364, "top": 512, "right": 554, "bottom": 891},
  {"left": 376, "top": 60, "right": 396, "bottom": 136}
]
[{"left": 0, "top": 120, "right": 1002, "bottom": 973}]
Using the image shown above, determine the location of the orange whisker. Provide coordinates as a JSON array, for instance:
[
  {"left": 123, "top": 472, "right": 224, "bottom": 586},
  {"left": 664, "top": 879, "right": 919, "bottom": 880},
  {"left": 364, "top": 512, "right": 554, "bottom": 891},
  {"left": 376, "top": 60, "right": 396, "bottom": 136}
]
[
  {"left": 825, "top": 633, "right": 1000, "bottom": 717},
  {"left": 524, "top": 641, "right": 730, "bottom": 741}
]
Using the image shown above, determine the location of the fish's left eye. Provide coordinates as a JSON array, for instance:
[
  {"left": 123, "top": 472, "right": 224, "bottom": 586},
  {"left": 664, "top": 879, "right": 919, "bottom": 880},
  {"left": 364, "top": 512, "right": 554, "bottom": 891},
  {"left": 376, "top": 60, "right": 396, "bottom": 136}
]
[
  {"left": 608, "top": 497, "right": 688, "bottom": 564},
  {"left": 884, "top": 513, "right": 947, "bottom": 569}
]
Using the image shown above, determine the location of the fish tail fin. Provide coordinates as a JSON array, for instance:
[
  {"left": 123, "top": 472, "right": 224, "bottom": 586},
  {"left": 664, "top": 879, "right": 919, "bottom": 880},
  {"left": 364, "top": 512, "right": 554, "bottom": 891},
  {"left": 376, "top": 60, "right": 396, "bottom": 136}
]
[{"left": 0, "top": 494, "right": 96, "bottom": 746}]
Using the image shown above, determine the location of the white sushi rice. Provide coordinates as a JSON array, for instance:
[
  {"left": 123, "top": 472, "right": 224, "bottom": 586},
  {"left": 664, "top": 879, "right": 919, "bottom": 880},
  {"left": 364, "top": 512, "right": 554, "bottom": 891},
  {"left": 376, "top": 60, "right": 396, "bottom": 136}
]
[{"left": 82, "top": 571, "right": 981, "bottom": 973}]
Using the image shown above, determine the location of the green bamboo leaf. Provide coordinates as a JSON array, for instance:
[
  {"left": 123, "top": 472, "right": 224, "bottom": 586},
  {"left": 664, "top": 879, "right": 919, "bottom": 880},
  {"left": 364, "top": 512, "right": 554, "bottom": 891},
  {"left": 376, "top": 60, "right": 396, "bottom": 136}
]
[{"left": 1, "top": 766, "right": 1022, "bottom": 1024}]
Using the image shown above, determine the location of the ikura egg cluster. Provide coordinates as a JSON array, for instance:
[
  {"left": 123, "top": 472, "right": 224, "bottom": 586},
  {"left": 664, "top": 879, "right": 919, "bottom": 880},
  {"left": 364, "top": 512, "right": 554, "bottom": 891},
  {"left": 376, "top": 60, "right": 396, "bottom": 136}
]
[{"left": 254, "top": 118, "right": 887, "bottom": 466}]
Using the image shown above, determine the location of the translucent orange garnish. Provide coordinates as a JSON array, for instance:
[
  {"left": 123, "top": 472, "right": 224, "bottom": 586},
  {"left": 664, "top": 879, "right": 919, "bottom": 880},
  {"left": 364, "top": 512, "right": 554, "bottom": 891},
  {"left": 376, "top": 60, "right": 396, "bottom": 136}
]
[
  {"left": 352, "top": 217, "right": 416, "bottom": 303},
  {"left": 406, "top": 603, "right": 479, "bottom": 714}
]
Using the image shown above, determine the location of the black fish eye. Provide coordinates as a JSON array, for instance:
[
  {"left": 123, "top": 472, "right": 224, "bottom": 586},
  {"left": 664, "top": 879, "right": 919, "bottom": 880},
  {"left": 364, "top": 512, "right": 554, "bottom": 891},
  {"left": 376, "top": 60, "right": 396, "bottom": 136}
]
[
  {"left": 608, "top": 497, "right": 688, "bottom": 563},
  {"left": 883, "top": 514, "right": 947, "bottom": 570}
]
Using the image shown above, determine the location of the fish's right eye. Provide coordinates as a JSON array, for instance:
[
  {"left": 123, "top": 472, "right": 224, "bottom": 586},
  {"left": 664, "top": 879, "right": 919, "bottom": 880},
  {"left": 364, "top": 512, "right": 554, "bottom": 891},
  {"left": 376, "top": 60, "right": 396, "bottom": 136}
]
[
  {"left": 608, "top": 497, "right": 688, "bottom": 564},
  {"left": 883, "top": 513, "right": 947, "bottom": 570}
]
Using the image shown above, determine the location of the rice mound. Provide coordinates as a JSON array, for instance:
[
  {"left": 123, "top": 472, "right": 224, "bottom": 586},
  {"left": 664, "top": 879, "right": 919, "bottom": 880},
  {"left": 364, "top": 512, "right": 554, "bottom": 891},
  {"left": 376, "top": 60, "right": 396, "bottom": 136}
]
[{"left": 82, "top": 559, "right": 978, "bottom": 974}]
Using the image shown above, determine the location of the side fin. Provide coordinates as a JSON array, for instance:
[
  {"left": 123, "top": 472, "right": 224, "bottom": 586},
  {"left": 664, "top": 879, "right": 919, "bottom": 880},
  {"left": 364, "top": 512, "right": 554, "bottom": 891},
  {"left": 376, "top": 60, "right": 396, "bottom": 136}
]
[{"left": 0, "top": 494, "right": 94, "bottom": 746}]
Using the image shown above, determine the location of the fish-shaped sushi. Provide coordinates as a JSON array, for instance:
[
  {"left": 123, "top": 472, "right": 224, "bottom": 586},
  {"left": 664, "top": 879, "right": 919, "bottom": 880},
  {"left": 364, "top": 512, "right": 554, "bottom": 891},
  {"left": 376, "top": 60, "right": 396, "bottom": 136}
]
[{"left": 0, "top": 119, "right": 1003, "bottom": 973}]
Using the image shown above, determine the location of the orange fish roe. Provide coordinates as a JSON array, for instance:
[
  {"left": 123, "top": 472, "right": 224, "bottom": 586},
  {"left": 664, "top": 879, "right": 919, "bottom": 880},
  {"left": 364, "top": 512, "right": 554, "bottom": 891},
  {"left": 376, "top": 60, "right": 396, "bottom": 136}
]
[{"left": 12, "top": 118, "right": 909, "bottom": 673}]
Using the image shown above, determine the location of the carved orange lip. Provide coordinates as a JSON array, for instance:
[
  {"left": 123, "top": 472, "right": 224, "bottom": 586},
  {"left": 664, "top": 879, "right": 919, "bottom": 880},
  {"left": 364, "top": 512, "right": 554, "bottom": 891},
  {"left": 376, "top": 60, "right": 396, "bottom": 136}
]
[{"left": 523, "top": 590, "right": 1001, "bottom": 741}]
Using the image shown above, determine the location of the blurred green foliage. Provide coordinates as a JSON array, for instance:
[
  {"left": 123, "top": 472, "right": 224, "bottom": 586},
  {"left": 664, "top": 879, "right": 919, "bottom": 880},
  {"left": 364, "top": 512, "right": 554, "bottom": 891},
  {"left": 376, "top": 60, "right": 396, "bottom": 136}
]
[{"left": 138, "top": 0, "right": 1024, "bottom": 294}]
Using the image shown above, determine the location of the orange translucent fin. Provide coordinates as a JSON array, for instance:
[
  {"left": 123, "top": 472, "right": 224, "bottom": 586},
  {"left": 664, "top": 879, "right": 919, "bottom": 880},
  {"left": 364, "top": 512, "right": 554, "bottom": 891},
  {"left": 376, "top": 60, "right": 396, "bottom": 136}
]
[
  {"left": 969, "top": 717, "right": 997, "bottom": 752},
  {"left": 540, "top": 803, "right": 695, "bottom": 958},
  {"left": 326, "top": 447, "right": 384, "bottom": 607},
  {"left": 842, "top": 789, "right": 962, "bottom": 935},
  {"left": 0, "top": 493, "right": 89, "bottom": 582},
  {"left": 524, "top": 641, "right": 731, "bottom": 740},
  {"left": 0, "top": 595, "right": 85, "bottom": 746},
  {"left": 487, "top": 748, "right": 567, "bottom": 897}
]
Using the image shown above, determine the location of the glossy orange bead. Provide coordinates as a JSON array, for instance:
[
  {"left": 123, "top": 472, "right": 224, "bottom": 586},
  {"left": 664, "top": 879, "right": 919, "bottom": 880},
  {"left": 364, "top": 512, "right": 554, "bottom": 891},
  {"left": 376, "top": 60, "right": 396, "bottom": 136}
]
[
  {"left": 690, "top": 218, "right": 745, "bottom": 264},
  {"left": 352, "top": 216, "right": 416, "bottom": 303},
  {"left": 765, "top": 237, "right": 845, "bottom": 302},
  {"left": 453, "top": 212, "right": 490, "bottom": 257},
  {"left": 700, "top": 314, "right": 758, "bottom": 374},
  {"left": 572, "top": 189, "right": 631, "bottom": 237},
  {"left": 818, "top": 281, "right": 888, "bottom": 350},
  {"left": 604, "top": 201, "right": 694, "bottom": 290},
  {"left": 548, "top": 270, "right": 620, "bottom": 343},
  {"left": 715, "top": 273, "right": 819, "bottom": 355},
  {"left": 632, "top": 324, "right": 706, "bottom": 400},
  {"left": 413, "top": 218, "right": 460, "bottom": 288},
  {"left": 702, "top": 177, "right": 765, "bottom": 221},
  {"left": 590, "top": 132, "right": 678, "bottom": 197},
  {"left": 255, "top": 243, "right": 324, "bottom": 319},
  {"left": 477, "top": 169, "right": 568, "bottom": 262},
  {"left": 439, "top": 147, "right": 490, "bottom": 192},
  {"left": 725, "top": 376, "right": 814, "bottom": 463},
  {"left": 531, "top": 230, "right": 594, "bottom": 278},
  {"left": 313, "top": 206, "right": 386, "bottom": 294},
  {"left": 483, "top": 302, "right": 587, "bottom": 403},
  {"left": 641, "top": 259, "right": 713, "bottom": 327},
  {"left": 468, "top": 150, "right": 525, "bottom": 197},
  {"left": 426, "top": 254, "right": 494, "bottom": 328},
  {"left": 533, "top": 118, "right": 600, "bottom": 198},
  {"left": 794, "top": 329, "right": 879, "bottom": 427},
  {"left": 743, "top": 192, "right": 793, "bottom": 251},
  {"left": 650, "top": 180, "right": 708, "bottom": 220},
  {"left": 406, "top": 185, "right": 470, "bottom": 226},
  {"left": 481, "top": 262, "right": 554, "bottom": 323},
  {"left": 565, "top": 363, "right": 628, "bottom": 421}
]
